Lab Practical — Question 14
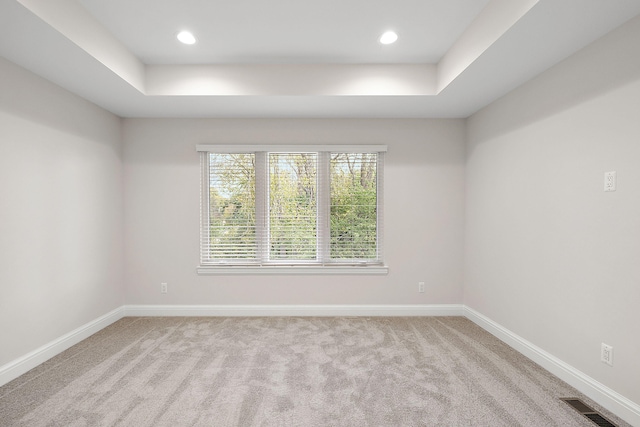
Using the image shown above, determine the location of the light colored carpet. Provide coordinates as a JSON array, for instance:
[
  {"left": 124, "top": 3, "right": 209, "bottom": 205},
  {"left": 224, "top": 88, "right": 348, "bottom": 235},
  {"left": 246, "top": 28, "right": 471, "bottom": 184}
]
[{"left": 0, "top": 317, "right": 629, "bottom": 426}]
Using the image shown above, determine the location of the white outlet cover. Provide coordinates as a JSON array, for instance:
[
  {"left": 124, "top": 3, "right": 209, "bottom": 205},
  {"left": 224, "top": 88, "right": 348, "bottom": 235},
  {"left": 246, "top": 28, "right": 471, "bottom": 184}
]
[
  {"left": 601, "top": 343, "right": 613, "bottom": 366},
  {"left": 604, "top": 171, "right": 616, "bottom": 192}
]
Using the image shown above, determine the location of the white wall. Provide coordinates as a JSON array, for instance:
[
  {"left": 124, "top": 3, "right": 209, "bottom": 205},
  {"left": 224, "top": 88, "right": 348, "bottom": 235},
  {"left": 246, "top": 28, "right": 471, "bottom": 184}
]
[
  {"left": 123, "top": 118, "right": 465, "bottom": 306},
  {"left": 465, "top": 15, "right": 640, "bottom": 409},
  {"left": 0, "top": 58, "right": 124, "bottom": 367}
]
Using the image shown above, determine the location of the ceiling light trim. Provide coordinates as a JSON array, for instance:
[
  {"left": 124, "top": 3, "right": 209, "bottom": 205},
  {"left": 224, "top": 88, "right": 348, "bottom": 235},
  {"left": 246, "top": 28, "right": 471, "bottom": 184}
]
[
  {"left": 379, "top": 31, "right": 398, "bottom": 45},
  {"left": 177, "top": 30, "right": 197, "bottom": 45}
]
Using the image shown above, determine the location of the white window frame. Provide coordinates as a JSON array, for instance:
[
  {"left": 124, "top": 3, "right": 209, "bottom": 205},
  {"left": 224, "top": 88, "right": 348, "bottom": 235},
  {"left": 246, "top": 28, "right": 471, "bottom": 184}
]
[{"left": 197, "top": 144, "right": 388, "bottom": 275}]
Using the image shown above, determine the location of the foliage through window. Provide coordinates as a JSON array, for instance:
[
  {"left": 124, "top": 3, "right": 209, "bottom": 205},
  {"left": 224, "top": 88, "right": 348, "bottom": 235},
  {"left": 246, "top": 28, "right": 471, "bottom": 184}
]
[{"left": 199, "top": 145, "right": 385, "bottom": 270}]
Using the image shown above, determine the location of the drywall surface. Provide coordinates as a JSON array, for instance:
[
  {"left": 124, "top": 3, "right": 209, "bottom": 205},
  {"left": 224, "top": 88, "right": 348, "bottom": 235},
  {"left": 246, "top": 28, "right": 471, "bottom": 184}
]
[
  {"left": 0, "top": 58, "right": 124, "bottom": 366},
  {"left": 465, "top": 16, "right": 640, "bottom": 407},
  {"left": 123, "top": 118, "right": 465, "bottom": 305}
]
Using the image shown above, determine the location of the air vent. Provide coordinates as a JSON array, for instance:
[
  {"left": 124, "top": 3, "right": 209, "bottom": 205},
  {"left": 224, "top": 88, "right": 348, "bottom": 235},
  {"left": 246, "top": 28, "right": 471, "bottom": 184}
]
[{"left": 560, "top": 398, "right": 617, "bottom": 427}]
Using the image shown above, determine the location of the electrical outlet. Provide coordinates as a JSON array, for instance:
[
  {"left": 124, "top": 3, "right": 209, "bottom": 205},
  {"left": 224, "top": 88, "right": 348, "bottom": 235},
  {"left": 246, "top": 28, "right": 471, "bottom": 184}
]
[
  {"left": 601, "top": 343, "right": 613, "bottom": 366},
  {"left": 418, "top": 282, "right": 425, "bottom": 293},
  {"left": 161, "top": 282, "right": 168, "bottom": 294},
  {"left": 604, "top": 171, "right": 616, "bottom": 192}
]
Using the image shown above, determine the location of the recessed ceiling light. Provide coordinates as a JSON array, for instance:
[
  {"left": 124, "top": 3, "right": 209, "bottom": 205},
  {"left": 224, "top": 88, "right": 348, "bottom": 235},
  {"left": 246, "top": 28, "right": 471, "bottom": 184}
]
[
  {"left": 177, "top": 31, "right": 197, "bottom": 45},
  {"left": 379, "top": 31, "right": 398, "bottom": 45}
]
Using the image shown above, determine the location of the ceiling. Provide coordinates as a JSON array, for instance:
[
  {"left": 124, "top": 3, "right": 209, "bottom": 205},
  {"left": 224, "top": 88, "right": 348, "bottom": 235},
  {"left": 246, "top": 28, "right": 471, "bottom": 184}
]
[
  {"left": 1, "top": 0, "right": 640, "bottom": 118},
  {"left": 78, "top": 0, "right": 491, "bottom": 65}
]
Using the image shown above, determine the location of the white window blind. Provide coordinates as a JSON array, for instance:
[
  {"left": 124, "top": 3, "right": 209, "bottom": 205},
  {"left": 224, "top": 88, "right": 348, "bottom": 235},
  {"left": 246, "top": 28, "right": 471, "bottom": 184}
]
[
  {"left": 328, "top": 153, "right": 382, "bottom": 262},
  {"left": 199, "top": 145, "right": 386, "bottom": 272},
  {"left": 204, "top": 153, "right": 257, "bottom": 261},
  {"left": 269, "top": 153, "right": 318, "bottom": 261}
]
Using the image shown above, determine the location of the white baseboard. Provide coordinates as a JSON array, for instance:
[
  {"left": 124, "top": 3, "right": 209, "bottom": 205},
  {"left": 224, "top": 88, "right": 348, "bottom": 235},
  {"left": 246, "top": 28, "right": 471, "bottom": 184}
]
[
  {"left": 0, "top": 307, "right": 124, "bottom": 387},
  {"left": 464, "top": 306, "right": 640, "bottom": 427},
  {"left": 123, "top": 304, "right": 465, "bottom": 317}
]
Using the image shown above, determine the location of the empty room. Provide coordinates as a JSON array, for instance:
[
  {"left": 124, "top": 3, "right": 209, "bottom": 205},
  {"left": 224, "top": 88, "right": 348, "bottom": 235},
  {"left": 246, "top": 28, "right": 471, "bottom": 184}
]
[{"left": 1, "top": 0, "right": 639, "bottom": 425}]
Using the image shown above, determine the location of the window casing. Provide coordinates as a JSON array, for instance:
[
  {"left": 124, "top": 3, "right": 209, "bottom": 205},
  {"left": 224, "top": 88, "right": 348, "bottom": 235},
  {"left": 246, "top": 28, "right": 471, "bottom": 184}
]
[{"left": 197, "top": 145, "right": 387, "bottom": 274}]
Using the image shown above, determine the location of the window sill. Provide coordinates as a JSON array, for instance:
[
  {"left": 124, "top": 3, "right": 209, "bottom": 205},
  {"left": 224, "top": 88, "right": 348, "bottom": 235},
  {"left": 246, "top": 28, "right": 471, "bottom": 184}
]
[{"left": 197, "top": 265, "right": 389, "bottom": 275}]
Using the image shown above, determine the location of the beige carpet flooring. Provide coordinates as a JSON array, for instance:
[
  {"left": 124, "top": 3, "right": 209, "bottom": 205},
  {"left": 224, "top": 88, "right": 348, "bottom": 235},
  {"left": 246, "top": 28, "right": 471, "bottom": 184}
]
[{"left": 0, "top": 317, "right": 630, "bottom": 426}]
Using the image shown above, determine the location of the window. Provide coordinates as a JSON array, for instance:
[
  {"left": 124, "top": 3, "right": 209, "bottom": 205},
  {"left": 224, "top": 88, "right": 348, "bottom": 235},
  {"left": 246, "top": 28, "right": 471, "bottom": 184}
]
[{"left": 197, "top": 145, "right": 387, "bottom": 274}]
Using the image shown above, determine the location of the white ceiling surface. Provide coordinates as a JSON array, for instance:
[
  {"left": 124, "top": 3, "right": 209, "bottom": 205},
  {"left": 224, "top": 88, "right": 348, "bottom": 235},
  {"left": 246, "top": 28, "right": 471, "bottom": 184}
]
[
  {"left": 78, "top": 0, "right": 491, "bottom": 65},
  {"left": 1, "top": 0, "right": 640, "bottom": 118}
]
